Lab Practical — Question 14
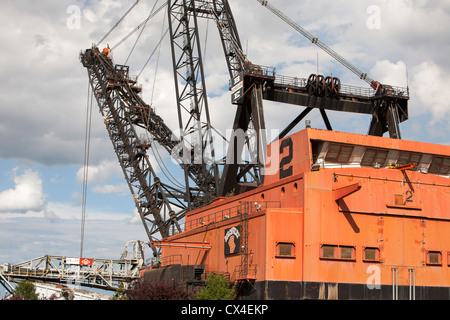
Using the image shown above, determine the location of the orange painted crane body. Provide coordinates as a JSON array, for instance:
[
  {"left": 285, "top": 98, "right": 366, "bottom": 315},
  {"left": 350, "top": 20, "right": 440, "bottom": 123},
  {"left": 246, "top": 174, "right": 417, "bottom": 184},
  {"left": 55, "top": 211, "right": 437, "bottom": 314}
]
[{"left": 143, "top": 128, "right": 450, "bottom": 299}]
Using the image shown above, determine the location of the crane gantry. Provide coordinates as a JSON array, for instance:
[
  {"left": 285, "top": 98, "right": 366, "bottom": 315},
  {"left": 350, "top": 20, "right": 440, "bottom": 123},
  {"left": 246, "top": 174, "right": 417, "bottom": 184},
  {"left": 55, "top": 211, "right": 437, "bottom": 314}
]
[{"left": 80, "top": 0, "right": 410, "bottom": 257}]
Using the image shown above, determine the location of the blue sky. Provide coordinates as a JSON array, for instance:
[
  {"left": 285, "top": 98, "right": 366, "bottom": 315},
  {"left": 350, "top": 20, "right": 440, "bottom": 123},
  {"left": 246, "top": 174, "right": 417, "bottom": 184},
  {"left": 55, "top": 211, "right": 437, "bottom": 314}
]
[{"left": 0, "top": 0, "right": 449, "bottom": 286}]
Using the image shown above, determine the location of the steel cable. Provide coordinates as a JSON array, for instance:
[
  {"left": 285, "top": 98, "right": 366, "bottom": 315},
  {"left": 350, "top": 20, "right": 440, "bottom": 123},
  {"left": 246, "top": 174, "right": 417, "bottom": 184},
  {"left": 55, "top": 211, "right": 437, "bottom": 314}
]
[
  {"left": 97, "top": 0, "right": 141, "bottom": 47},
  {"left": 80, "top": 81, "right": 94, "bottom": 259},
  {"left": 125, "top": 0, "right": 160, "bottom": 65},
  {"left": 111, "top": 2, "right": 168, "bottom": 51}
]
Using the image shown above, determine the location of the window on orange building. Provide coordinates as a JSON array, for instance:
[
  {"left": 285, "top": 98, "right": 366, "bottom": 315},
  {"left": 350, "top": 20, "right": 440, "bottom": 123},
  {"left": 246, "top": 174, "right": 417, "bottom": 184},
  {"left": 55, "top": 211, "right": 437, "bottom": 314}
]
[
  {"left": 276, "top": 242, "right": 295, "bottom": 258},
  {"left": 320, "top": 245, "right": 356, "bottom": 261},
  {"left": 325, "top": 144, "right": 354, "bottom": 163},
  {"left": 361, "top": 148, "right": 389, "bottom": 167},
  {"left": 321, "top": 245, "right": 337, "bottom": 259},
  {"left": 340, "top": 246, "right": 356, "bottom": 260},
  {"left": 363, "top": 247, "right": 381, "bottom": 262},
  {"left": 427, "top": 251, "right": 442, "bottom": 266},
  {"left": 397, "top": 152, "right": 422, "bottom": 166},
  {"left": 428, "top": 157, "right": 450, "bottom": 175}
]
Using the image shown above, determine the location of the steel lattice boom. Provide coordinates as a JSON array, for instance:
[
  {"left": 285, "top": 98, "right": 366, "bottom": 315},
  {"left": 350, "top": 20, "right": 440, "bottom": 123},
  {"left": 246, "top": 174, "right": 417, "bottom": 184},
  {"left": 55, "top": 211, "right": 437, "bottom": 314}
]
[{"left": 80, "top": 48, "right": 188, "bottom": 247}]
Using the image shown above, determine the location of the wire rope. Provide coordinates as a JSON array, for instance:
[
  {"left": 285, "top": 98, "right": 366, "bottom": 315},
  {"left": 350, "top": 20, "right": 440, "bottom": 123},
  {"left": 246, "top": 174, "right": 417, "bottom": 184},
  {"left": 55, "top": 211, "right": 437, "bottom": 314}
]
[
  {"left": 122, "top": 74, "right": 185, "bottom": 189},
  {"left": 129, "top": 91, "right": 186, "bottom": 189},
  {"left": 80, "top": 81, "right": 94, "bottom": 258},
  {"left": 203, "top": 18, "right": 210, "bottom": 65},
  {"left": 146, "top": 22, "right": 186, "bottom": 190},
  {"left": 137, "top": 28, "right": 169, "bottom": 79},
  {"left": 111, "top": 2, "right": 168, "bottom": 52},
  {"left": 96, "top": 0, "right": 141, "bottom": 47},
  {"left": 125, "top": 0, "right": 160, "bottom": 65},
  {"left": 99, "top": 1, "right": 182, "bottom": 189},
  {"left": 150, "top": 4, "right": 167, "bottom": 103}
]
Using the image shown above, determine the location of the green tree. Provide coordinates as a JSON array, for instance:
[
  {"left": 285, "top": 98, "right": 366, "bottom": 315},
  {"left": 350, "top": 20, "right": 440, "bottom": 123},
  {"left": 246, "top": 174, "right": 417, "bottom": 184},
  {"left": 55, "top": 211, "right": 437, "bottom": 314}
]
[
  {"left": 194, "top": 273, "right": 236, "bottom": 300},
  {"left": 13, "top": 280, "right": 39, "bottom": 300},
  {"left": 113, "top": 282, "right": 129, "bottom": 300}
]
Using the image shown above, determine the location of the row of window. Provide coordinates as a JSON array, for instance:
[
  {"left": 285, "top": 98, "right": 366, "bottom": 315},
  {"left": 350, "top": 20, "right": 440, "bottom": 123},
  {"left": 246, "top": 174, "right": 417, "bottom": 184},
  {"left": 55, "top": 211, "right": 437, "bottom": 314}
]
[
  {"left": 320, "top": 245, "right": 378, "bottom": 262},
  {"left": 275, "top": 243, "right": 447, "bottom": 266},
  {"left": 324, "top": 143, "right": 450, "bottom": 175},
  {"left": 275, "top": 243, "right": 379, "bottom": 261},
  {"left": 275, "top": 243, "right": 376, "bottom": 260}
]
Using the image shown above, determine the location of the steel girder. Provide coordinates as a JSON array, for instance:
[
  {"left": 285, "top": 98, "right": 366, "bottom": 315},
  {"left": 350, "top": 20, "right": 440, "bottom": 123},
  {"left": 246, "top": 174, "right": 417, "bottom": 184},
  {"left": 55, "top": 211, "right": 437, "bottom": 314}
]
[
  {"left": 368, "top": 97, "right": 408, "bottom": 139},
  {"left": 167, "top": 0, "right": 266, "bottom": 197},
  {"left": 219, "top": 81, "right": 267, "bottom": 196},
  {"left": 167, "top": 0, "right": 221, "bottom": 209}
]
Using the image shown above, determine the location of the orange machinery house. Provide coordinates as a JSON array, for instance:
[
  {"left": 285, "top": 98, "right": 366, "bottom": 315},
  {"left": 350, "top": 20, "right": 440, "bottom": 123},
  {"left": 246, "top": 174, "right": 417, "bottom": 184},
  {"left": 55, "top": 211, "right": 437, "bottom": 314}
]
[{"left": 143, "top": 128, "right": 450, "bottom": 300}]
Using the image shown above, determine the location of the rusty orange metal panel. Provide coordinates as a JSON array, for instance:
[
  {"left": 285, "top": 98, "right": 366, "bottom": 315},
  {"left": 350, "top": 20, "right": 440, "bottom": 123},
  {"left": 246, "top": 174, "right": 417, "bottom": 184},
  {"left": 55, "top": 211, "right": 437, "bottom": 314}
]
[
  {"left": 265, "top": 208, "right": 303, "bottom": 282},
  {"left": 264, "top": 129, "right": 312, "bottom": 186},
  {"left": 301, "top": 156, "right": 450, "bottom": 287},
  {"left": 331, "top": 168, "right": 450, "bottom": 221}
]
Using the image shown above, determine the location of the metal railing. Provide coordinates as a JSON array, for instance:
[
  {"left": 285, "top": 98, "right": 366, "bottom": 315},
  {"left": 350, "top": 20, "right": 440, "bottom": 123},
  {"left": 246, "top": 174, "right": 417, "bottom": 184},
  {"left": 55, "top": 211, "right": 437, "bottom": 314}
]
[
  {"left": 233, "top": 265, "right": 258, "bottom": 282},
  {"left": 275, "top": 74, "right": 376, "bottom": 97},
  {"left": 168, "top": 201, "right": 281, "bottom": 237},
  {"left": 340, "top": 83, "right": 376, "bottom": 97},
  {"left": 274, "top": 74, "right": 307, "bottom": 89},
  {"left": 245, "top": 64, "right": 276, "bottom": 78},
  {"left": 161, "top": 255, "right": 183, "bottom": 268},
  {"left": 273, "top": 74, "right": 409, "bottom": 99}
]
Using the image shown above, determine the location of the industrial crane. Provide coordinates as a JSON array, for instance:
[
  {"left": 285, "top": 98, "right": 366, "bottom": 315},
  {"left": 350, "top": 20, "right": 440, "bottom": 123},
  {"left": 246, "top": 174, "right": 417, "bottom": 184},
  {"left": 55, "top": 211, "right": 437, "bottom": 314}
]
[{"left": 80, "top": 0, "right": 410, "bottom": 257}]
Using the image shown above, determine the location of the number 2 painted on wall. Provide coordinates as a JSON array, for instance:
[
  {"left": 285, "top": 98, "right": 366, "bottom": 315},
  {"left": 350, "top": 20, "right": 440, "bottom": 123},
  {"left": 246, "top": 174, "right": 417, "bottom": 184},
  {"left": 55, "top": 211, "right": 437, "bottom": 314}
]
[
  {"left": 280, "top": 137, "right": 293, "bottom": 179},
  {"left": 405, "top": 190, "right": 413, "bottom": 204}
]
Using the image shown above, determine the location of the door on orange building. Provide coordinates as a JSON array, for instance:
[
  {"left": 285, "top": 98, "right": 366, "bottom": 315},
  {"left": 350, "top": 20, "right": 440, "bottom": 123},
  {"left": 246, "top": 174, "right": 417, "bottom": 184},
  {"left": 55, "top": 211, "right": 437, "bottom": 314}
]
[{"left": 384, "top": 216, "right": 422, "bottom": 300}]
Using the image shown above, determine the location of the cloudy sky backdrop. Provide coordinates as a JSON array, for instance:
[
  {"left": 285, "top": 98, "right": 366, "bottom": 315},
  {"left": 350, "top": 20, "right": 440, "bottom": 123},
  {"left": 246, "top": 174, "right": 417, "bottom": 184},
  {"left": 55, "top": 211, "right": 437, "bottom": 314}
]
[{"left": 0, "top": 0, "right": 449, "bottom": 280}]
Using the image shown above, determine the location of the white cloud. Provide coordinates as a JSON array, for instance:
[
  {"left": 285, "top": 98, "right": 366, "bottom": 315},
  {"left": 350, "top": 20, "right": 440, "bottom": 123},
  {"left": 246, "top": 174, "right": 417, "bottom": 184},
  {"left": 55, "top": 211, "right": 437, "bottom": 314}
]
[
  {"left": 92, "top": 183, "right": 129, "bottom": 195},
  {"left": 127, "top": 208, "right": 143, "bottom": 225},
  {"left": 0, "top": 211, "right": 149, "bottom": 265},
  {"left": 71, "top": 191, "right": 82, "bottom": 206},
  {"left": 75, "top": 152, "right": 162, "bottom": 191},
  {"left": 76, "top": 160, "right": 123, "bottom": 185},
  {"left": 50, "top": 174, "right": 64, "bottom": 184},
  {"left": 0, "top": 169, "right": 47, "bottom": 213},
  {"left": 43, "top": 209, "right": 61, "bottom": 223},
  {"left": 370, "top": 60, "right": 409, "bottom": 87},
  {"left": 411, "top": 61, "right": 450, "bottom": 123}
]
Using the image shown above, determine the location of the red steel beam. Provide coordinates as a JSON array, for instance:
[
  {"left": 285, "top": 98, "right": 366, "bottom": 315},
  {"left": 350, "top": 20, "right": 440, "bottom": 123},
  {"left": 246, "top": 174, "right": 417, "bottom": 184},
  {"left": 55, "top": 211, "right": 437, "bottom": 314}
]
[{"left": 334, "top": 183, "right": 361, "bottom": 201}]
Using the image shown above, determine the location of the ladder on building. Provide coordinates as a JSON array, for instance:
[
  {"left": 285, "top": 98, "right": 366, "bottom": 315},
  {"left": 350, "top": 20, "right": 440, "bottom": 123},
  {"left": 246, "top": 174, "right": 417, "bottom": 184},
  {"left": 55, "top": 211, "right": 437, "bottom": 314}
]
[{"left": 235, "top": 202, "right": 257, "bottom": 284}]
